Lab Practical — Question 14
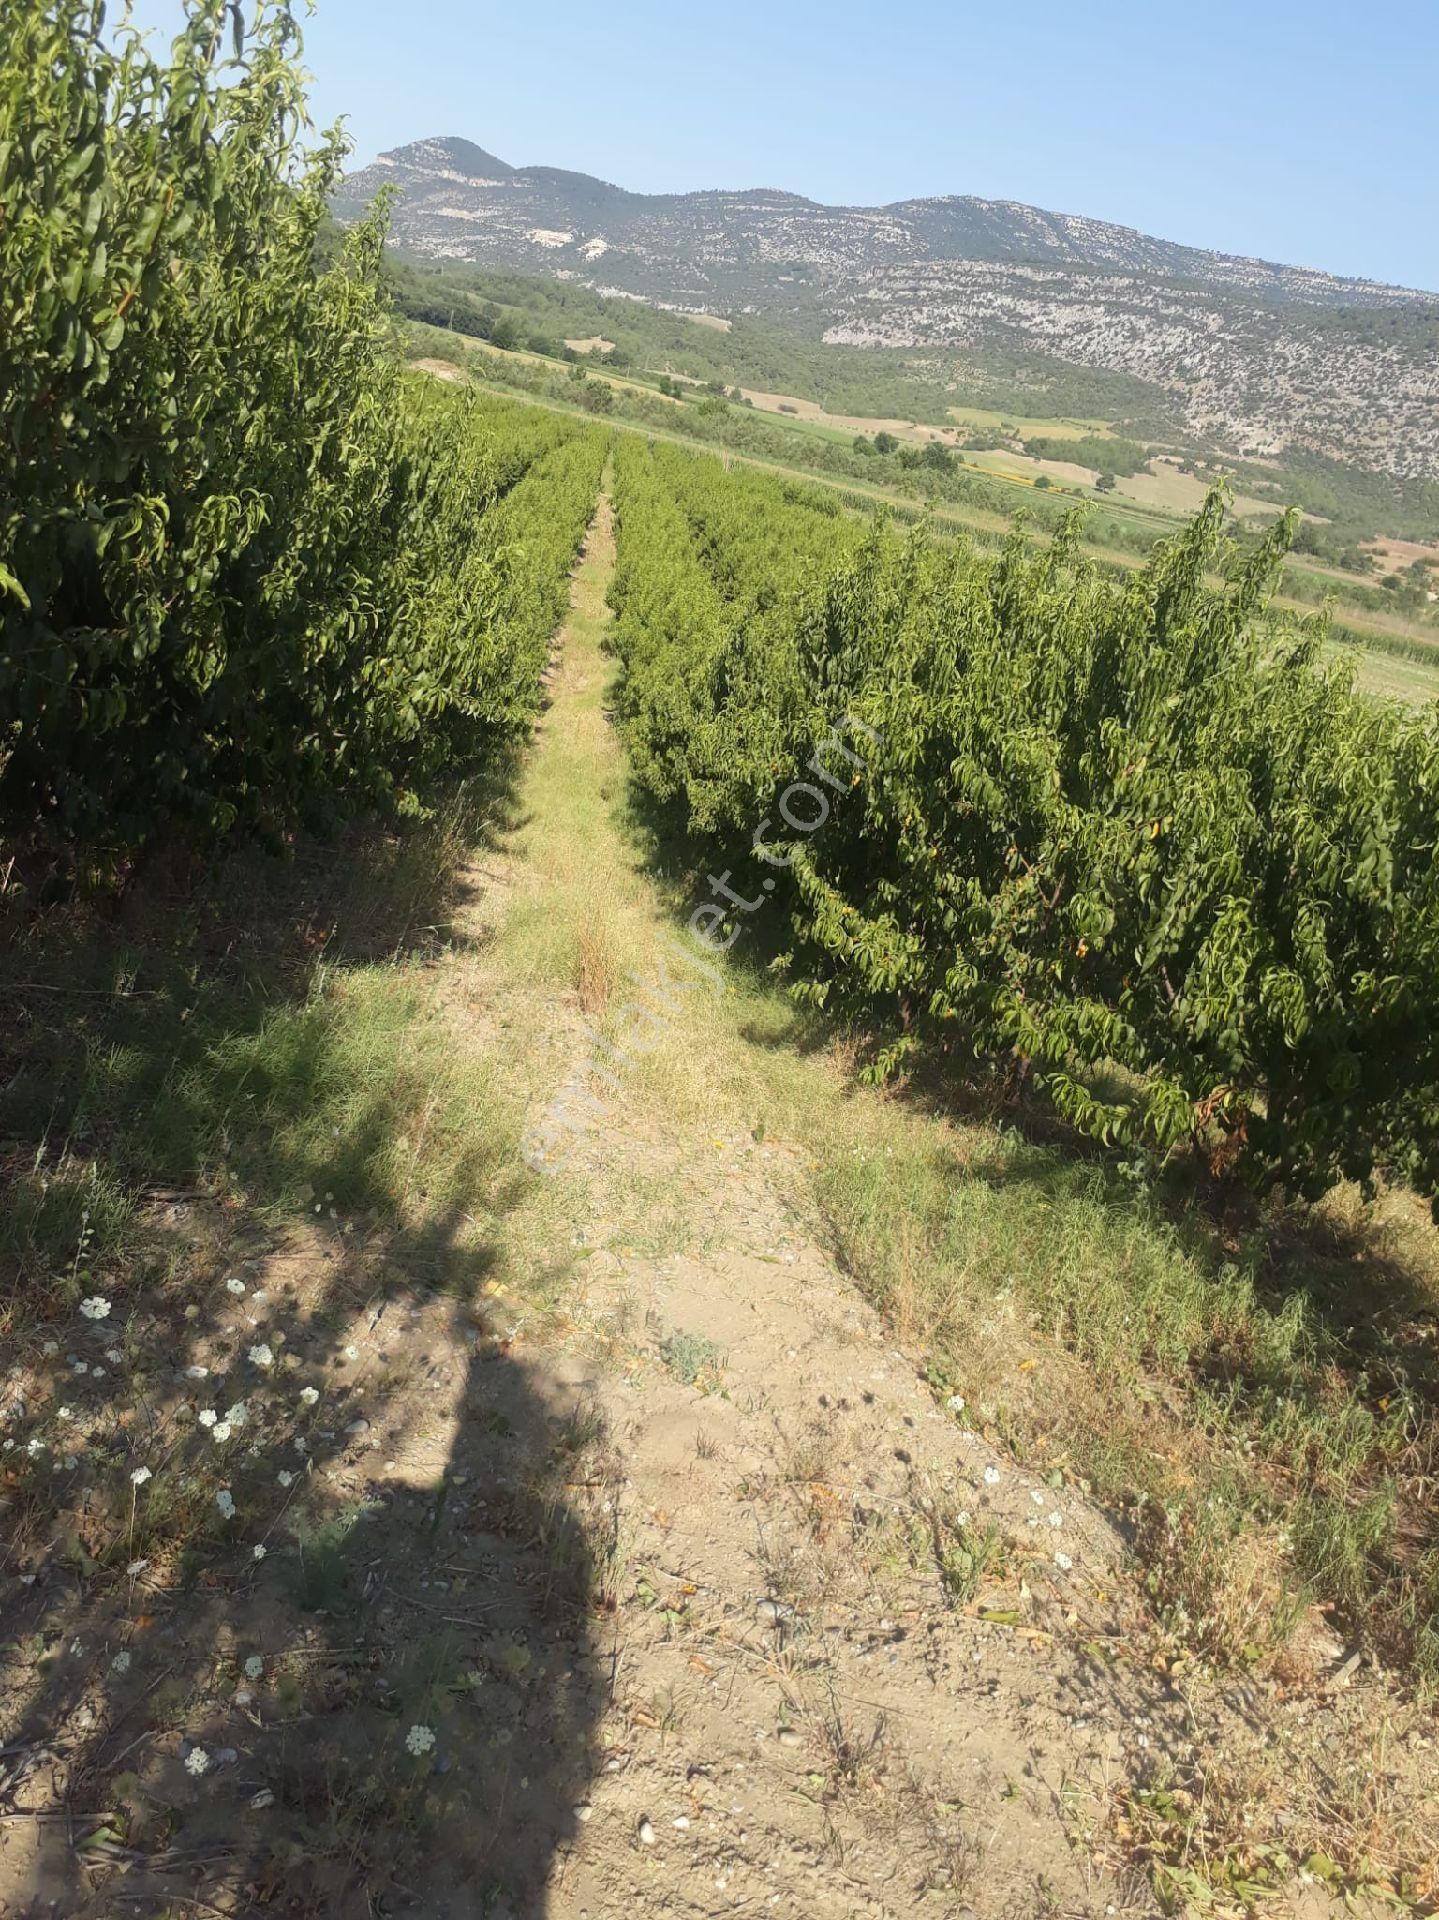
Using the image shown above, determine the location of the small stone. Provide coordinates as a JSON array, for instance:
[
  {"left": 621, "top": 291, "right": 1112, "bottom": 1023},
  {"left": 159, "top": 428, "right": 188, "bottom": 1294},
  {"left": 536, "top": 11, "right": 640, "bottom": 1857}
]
[
  {"left": 777, "top": 1728, "right": 802, "bottom": 1749},
  {"left": 672, "top": 1815, "right": 690, "bottom": 1829},
  {"left": 250, "top": 1788, "right": 275, "bottom": 1810},
  {"left": 574, "top": 1803, "right": 594, "bottom": 1823},
  {"left": 637, "top": 1818, "right": 656, "bottom": 1846},
  {"left": 756, "top": 1600, "right": 782, "bottom": 1622},
  {"left": 346, "top": 1418, "right": 370, "bottom": 1436}
]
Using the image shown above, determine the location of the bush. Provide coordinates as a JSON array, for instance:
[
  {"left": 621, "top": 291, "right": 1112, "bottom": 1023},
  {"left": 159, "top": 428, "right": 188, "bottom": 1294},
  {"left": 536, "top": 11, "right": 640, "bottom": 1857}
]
[
  {"left": 0, "top": 0, "right": 605, "bottom": 856},
  {"left": 608, "top": 442, "right": 1439, "bottom": 1210}
]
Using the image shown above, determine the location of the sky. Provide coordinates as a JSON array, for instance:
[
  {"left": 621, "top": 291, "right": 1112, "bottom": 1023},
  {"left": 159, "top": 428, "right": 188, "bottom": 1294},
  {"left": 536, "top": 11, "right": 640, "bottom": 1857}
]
[{"left": 123, "top": 0, "right": 1439, "bottom": 290}]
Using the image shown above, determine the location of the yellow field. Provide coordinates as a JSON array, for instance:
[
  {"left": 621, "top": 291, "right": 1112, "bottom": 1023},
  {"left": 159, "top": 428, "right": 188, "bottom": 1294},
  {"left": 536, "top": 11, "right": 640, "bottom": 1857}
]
[{"left": 1116, "top": 457, "right": 1280, "bottom": 521}]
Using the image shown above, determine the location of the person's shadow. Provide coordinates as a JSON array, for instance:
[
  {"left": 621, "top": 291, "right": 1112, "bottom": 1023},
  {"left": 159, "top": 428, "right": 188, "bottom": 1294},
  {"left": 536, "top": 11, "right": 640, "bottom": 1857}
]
[
  {"left": 1, "top": 1207, "right": 609, "bottom": 1918},
  {"left": 1, "top": 776, "right": 608, "bottom": 1917}
]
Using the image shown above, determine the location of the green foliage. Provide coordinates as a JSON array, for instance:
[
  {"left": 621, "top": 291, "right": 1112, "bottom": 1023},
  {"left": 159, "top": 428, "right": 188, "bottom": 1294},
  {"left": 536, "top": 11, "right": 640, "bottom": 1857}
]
[
  {"left": 607, "top": 443, "right": 864, "bottom": 832},
  {"left": 608, "top": 441, "right": 1439, "bottom": 1212},
  {"left": 0, "top": 0, "right": 605, "bottom": 856}
]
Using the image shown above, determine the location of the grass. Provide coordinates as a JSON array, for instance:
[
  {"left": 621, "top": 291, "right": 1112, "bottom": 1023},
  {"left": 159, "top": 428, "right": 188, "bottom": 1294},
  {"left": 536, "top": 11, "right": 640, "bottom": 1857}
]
[
  {"left": 0, "top": 779, "right": 529, "bottom": 1305},
  {"left": 802, "top": 1110, "right": 1439, "bottom": 1686}
]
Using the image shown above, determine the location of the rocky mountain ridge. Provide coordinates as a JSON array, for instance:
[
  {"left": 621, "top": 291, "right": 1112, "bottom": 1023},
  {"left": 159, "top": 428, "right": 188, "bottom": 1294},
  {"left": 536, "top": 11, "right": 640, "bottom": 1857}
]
[{"left": 335, "top": 137, "right": 1439, "bottom": 478}]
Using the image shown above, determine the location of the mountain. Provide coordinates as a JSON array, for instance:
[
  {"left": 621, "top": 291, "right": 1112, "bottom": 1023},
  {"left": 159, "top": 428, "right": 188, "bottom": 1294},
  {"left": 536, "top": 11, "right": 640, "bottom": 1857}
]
[{"left": 334, "top": 138, "right": 1439, "bottom": 480}]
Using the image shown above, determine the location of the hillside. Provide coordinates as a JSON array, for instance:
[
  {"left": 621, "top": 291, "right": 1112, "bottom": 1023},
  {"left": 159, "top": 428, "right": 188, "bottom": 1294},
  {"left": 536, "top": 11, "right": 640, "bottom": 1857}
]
[{"left": 335, "top": 136, "right": 1439, "bottom": 481}]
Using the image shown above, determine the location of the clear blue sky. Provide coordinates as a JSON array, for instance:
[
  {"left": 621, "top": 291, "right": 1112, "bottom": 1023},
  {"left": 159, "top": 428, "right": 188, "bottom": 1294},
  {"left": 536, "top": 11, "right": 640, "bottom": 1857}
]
[{"left": 125, "top": 0, "right": 1439, "bottom": 290}]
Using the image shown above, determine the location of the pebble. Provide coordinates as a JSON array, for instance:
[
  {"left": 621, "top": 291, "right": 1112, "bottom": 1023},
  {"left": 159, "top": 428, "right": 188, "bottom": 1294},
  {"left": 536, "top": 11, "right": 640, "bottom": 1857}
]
[
  {"left": 574, "top": 1803, "right": 594, "bottom": 1823},
  {"left": 638, "top": 1818, "right": 656, "bottom": 1846},
  {"left": 777, "top": 1728, "right": 802, "bottom": 1749},
  {"left": 346, "top": 1418, "right": 370, "bottom": 1436},
  {"left": 250, "top": 1788, "right": 276, "bottom": 1810}
]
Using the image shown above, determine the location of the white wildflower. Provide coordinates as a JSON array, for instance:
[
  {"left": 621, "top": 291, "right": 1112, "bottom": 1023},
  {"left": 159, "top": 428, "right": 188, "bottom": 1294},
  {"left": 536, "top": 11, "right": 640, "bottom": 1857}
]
[
  {"left": 184, "top": 1746, "right": 210, "bottom": 1776},
  {"left": 225, "top": 1278, "right": 246, "bottom": 1296},
  {"left": 212, "top": 1423, "right": 232, "bottom": 1443},
  {"left": 1047, "top": 1511, "right": 1063, "bottom": 1529},
  {"left": 252, "top": 1544, "right": 266, "bottom": 1561},
  {"left": 215, "top": 1488, "right": 235, "bottom": 1519},
  {"left": 198, "top": 1409, "right": 218, "bottom": 1428},
  {"left": 1031, "top": 1489, "right": 1045, "bottom": 1505},
  {"left": 1054, "top": 1551, "right": 1074, "bottom": 1572},
  {"left": 42, "top": 1340, "right": 59, "bottom": 1356},
  {"left": 405, "top": 1724, "right": 436, "bottom": 1757},
  {"left": 983, "top": 1465, "right": 1000, "bottom": 1486},
  {"left": 225, "top": 1400, "right": 249, "bottom": 1428},
  {"left": 244, "top": 1655, "right": 264, "bottom": 1680},
  {"left": 79, "top": 1297, "right": 111, "bottom": 1321},
  {"left": 344, "top": 1345, "right": 358, "bottom": 1360},
  {"left": 946, "top": 1394, "right": 965, "bottom": 1412},
  {"left": 299, "top": 1387, "right": 319, "bottom": 1407},
  {"left": 91, "top": 1367, "right": 106, "bottom": 1380},
  {"left": 106, "top": 1349, "right": 123, "bottom": 1364},
  {"left": 277, "top": 1470, "right": 294, "bottom": 1488},
  {"left": 57, "top": 1406, "right": 74, "bottom": 1421},
  {"left": 111, "top": 1650, "right": 132, "bottom": 1675},
  {"left": 248, "top": 1344, "right": 273, "bottom": 1370},
  {"left": 126, "top": 1558, "right": 149, "bottom": 1575},
  {"left": 72, "top": 1360, "right": 89, "bottom": 1375}
]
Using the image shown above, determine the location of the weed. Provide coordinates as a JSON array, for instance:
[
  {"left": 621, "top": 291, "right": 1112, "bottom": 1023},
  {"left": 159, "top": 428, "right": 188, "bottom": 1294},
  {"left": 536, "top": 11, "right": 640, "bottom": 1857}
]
[
  {"left": 658, "top": 1329, "right": 726, "bottom": 1390},
  {"left": 933, "top": 1515, "right": 1002, "bottom": 1608},
  {"left": 288, "top": 1503, "right": 379, "bottom": 1615}
]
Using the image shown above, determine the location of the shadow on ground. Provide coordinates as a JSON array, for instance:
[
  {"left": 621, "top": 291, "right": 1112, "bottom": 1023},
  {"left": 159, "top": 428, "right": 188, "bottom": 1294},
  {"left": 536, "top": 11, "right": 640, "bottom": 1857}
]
[{"left": 0, "top": 770, "right": 608, "bottom": 1916}]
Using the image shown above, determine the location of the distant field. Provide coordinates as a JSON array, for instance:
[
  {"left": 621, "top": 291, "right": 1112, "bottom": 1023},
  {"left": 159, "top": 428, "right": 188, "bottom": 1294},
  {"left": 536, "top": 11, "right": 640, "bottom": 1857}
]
[
  {"left": 737, "top": 386, "right": 955, "bottom": 442},
  {"left": 946, "top": 404, "right": 1117, "bottom": 441},
  {"left": 962, "top": 445, "right": 1105, "bottom": 489},
  {"left": 1117, "top": 457, "right": 1281, "bottom": 521}
]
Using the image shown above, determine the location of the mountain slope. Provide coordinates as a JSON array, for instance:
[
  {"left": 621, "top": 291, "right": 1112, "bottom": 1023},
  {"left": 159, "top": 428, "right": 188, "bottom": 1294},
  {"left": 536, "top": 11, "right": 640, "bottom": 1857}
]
[{"left": 335, "top": 138, "right": 1439, "bottom": 479}]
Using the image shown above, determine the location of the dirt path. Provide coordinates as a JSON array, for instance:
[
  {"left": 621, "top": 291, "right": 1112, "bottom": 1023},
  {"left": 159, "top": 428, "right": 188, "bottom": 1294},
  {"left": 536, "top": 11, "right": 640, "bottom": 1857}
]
[{"left": 400, "top": 497, "right": 1177, "bottom": 1918}]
